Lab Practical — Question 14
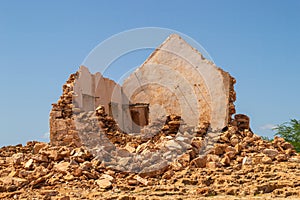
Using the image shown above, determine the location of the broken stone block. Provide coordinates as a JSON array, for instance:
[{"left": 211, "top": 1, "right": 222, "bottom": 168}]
[
  {"left": 11, "top": 153, "right": 24, "bottom": 165},
  {"left": 116, "top": 149, "right": 131, "bottom": 158},
  {"left": 191, "top": 137, "right": 203, "bottom": 150},
  {"left": 96, "top": 178, "right": 112, "bottom": 189},
  {"left": 33, "top": 154, "right": 49, "bottom": 163},
  {"left": 214, "top": 144, "right": 227, "bottom": 155},
  {"left": 33, "top": 142, "right": 48, "bottom": 154},
  {"left": 100, "top": 174, "right": 114, "bottom": 181},
  {"left": 263, "top": 149, "right": 279, "bottom": 159},
  {"left": 262, "top": 156, "right": 272, "bottom": 164},
  {"left": 63, "top": 173, "right": 74, "bottom": 181},
  {"left": 118, "top": 157, "right": 131, "bottom": 167},
  {"left": 206, "top": 161, "right": 217, "bottom": 169},
  {"left": 190, "top": 155, "right": 207, "bottom": 168},
  {"left": 135, "top": 175, "right": 148, "bottom": 186},
  {"left": 127, "top": 179, "right": 138, "bottom": 186},
  {"left": 124, "top": 143, "right": 136, "bottom": 153},
  {"left": 276, "top": 154, "right": 288, "bottom": 162},
  {"left": 118, "top": 195, "right": 136, "bottom": 200},
  {"left": 13, "top": 177, "right": 28, "bottom": 187},
  {"left": 72, "top": 167, "right": 82, "bottom": 177},
  {"left": 162, "top": 170, "right": 175, "bottom": 179},
  {"left": 207, "top": 154, "right": 220, "bottom": 163},
  {"left": 234, "top": 114, "right": 250, "bottom": 130},
  {"left": 24, "top": 159, "right": 34, "bottom": 170},
  {"left": 165, "top": 140, "right": 181, "bottom": 150},
  {"left": 53, "top": 162, "right": 69, "bottom": 174},
  {"left": 225, "top": 151, "right": 236, "bottom": 160},
  {"left": 177, "top": 153, "right": 190, "bottom": 168},
  {"left": 80, "top": 161, "right": 92, "bottom": 171},
  {"left": 235, "top": 143, "right": 242, "bottom": 153},
  {"left": 220, "top": 155, "right": 231, "bottom": 166},
  {"left": 230, "top": 137, "right": 240, "bottom": 146}
]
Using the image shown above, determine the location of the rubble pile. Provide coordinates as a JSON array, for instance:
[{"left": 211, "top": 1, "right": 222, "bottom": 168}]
[
  {"left": 2, "top": 70, "right": 294, "bottom": 199},
  {"left": 1, "top": 116, "right": 300, "bottom": 199},
  {"left": 75, "top": 106, "right": 299, "bottom": 172},
  {"left": 74, "top": 106, "right": 191, "bottom": 174}
]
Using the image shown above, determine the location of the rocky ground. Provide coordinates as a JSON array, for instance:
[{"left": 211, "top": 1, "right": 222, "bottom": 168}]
[{"left": 1, "top": 119, "right": 300, "bottom": 200}]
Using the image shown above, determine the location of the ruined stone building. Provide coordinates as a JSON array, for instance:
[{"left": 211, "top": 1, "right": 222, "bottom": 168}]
[
  {"left": 3, "top": 35, "right": 299, "bottom": 199},
  {"left": 50, "top": 34, "right": 236, "bottom": 147}
]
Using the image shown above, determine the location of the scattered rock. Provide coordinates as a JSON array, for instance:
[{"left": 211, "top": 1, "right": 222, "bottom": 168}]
[
  {"left": 24, "top": 159, "right": 34, "bottom": 170},
  {"left": 96, "top": 178, "right": 112, "bottom": 189},
  {"left": 220, "top": 155, "right": 231, "bottom": 166},
  {"left": 190, "top": 155, "right": 207, "bottom": 168},
  {"left": 33, "top": 142, "right": 47, "bottom": 154},
  {"left": 53, "top": 162, "right": 69, "bottom": 173},
  {"left": 135, "top": 175, "right": 148, "bottom": 186},
  {"left": 0, "top": 110, "right": 299, "bottom": 199},
  {"left": 276, "top": 154, "right": 288, "bottom": 162},
  {"left": 11, "top": 153, "right": 24, "bottom": 165},
  {"left": 263, "top": 149, "right": 279, "bottom": 159},
  {"left": 262, "top": 156, "right": 272, "bottom": 164}
]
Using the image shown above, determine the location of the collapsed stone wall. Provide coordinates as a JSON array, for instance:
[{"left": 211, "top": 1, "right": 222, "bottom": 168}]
[
  {"left": 50, "top": 34, "right": 238, "bottom": 147},
  {"left": 49, "top": 67, "right": 299, "bottom": 175},
  {"left": 49, "top": 66, "right": 128, "bottom": 147},
  {"left": 49, "top": 72, "right": 81, "bottom": 147}
]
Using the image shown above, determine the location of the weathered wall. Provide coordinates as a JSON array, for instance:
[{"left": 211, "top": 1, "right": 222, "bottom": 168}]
[
  {"left": 73, "top": 66, "right": 123, "bottom": 113},
  {"left": 49, "top": 72, "right": 81, "bottom": 146},
  {"left": 50, "top": 34, "right": 236, "bottom": 146},
  {"left": 50, "top": 66, "right": 125, "bottom": 146},
  {"left": 122, "top": 34, "right": 236, "bottom": 131}
]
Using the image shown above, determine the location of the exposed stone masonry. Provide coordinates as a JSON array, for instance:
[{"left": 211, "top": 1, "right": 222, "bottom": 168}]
[
  {"left": 1, "top": 34, "right": 297, "bottom": 199},
  {"left": 49, "top": 72, "right": 81, "bottom": 147}
]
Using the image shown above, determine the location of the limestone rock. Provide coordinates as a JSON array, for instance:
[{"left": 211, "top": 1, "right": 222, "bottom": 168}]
[
  {"left": 220, "top": 155, "right": 231, "bottom": 166},
  {"left": 33, "top": 142, "right": 48, "bottom": 154},
  {"left": 165, "top": 140, "right": 181, "bottom": 150},
  {"left": 190, "top": 155, "right": 207, "bottom": 168},
  {"left": 135, "top": 175, "right": 148, "bottom": 186},
  {"left": 53, "top": 162, "right": 69, "bottom": 173},
  {"left": 262, "top": 156, "right": 272, "bottom": 164},
  {"left": 276, "top": 154, "right": 288, "bottom": 162},
  {"left": 263, "top": 149, "right": 279, "bottom": 159},
  {"left": 24, "top": 159, "right": 34, "bottom": 170},
  {"left": 96, "top": 179, "right": 112, "bottom": 189},
  {"left": 11, "top": 153, "right": 24, "bottom": 165}
]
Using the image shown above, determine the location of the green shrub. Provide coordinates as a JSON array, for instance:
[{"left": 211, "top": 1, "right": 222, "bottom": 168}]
[{"left": 273, "top": 119, "right": 300, "bottom": 152}]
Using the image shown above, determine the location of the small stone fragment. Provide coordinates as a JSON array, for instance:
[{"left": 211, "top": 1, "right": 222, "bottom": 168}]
[
  {"left": 24, "top": 159, "right": 34, "bottom": 170},
  {"left": 263, "top": 149, "right": 279, "bottom": 159},
  {"left": 262, "top": 156, "right": 272, "bottom": 164},
  {"left": 96, "top": 178, "right": 112, "bottom": 189},
  {"left": 190, "top": 155, "right": 207, "bottom": 168}
]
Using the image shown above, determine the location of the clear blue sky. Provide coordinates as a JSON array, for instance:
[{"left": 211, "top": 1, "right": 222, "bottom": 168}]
[{"left": 0, "top": 0, "right": 299, "bottom": 147}]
